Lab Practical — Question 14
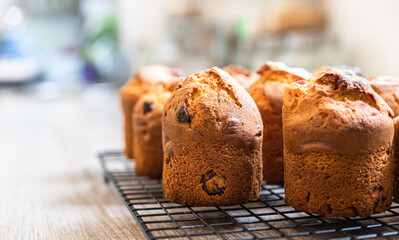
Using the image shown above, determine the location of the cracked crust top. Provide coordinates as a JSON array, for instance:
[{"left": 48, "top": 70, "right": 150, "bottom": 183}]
[
  {"left": 255, "top": 61, "right": 311, "bottom": 84},
  {"left": 248, "top": 61, "right": 311, "bottom": 114},
  {"left": 283, "top": 67, "right": 394, "bottom": 155},
  {"left": 368, "top": 76, "right": 399, "bottom": 116},
  {"left": 162, "top": 67, "right": 263, "bottom": 150},
  {"left": 121, "top": 65, "right": 183, "bottom": 95}
]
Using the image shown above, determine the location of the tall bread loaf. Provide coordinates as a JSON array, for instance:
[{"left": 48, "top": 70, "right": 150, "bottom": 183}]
[
  {"left": 133, "top": 89, "right": 172, "bottom": 179},
  {"left": 283, "top": 68, "right": 395, "bottom": 217},
  {"left": 162, "top": 67, "right": 263, "bottom": 206},
  {"left": 394, "top": 117, "right": 399, "bottom": 201},
  {"left": 247, "top": 61, "right": 310, "bottom": 184},
  {"left": 120, "top": 65, "right": 182, "bottom": 158}
]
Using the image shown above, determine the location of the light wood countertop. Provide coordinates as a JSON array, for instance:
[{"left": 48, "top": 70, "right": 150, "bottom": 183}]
[{"left": 0, "top": 87, "right": 146, "bottom": 239}]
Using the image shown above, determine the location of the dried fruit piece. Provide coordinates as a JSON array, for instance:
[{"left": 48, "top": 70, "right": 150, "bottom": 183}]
[
  {"left": 255, "top": 125, "right": 262, "bottom": 137},
  {"left": 334, "top": 77, "right": 343, "bottom": 90},
  {"left": 200, "top": 170, "right": 226, "bottom": 196},
  {"left": 297, "top": 80, "right": 306, "bottom": 85},
  {"left": 222, "top": 117, "right": 242, "bottom": 134},
  {"left": 387, "top": 144, "right": 391, "bottom": 155},
  {"left": 177, "top": 107, "right": 191, "bottom": 123},
  {"left": 373, "top": 200, "right": 379, "bottom": 211},
  {"left": 143, "top": 102, "right": 154, "bottom": 114},
  {"left": 166, "top": 150, "right": 174, "bottom": 164},
  {"left": 326, "top": 204, "right": 332, "bottom": 214}
]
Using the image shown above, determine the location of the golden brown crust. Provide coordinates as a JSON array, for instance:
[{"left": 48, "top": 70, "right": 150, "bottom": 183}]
[
  {"left": 368, "top": 76, "right": 399, "bottom": 117},
  {"left": 247, "top": 61, "right": 310, "bottom": 184},
  {"left": 222, "top": 65, "right": 258, "bottom": 89},
  {"left": 313, "top": 65, "right": 363, "bottom": 77},
  {"left": 394, "top": 117, "right": 399, "bottom": 201},
  {"left": 120, "top": 65, "right": 183, "bottom": 158},
  {"left": 162, "top": 67, "right": 263, "bottom": 206},
  {"left": 133, "top": 90, "right": 171, "bottom": 179},
  {"left": 256, "top": 61, "right": 311, "bottom": 83},
  {"left": 284, "top": 68, "right": 393, "bottom": 155},
  {"left": 283, "top": 67, "right": 395, "bottom": 217},
  {"left": 128, "top": 64, "right": 184, "bottom": 86},
  {"left": 284, "top": 151, "right": 394, "bottom": 217}
]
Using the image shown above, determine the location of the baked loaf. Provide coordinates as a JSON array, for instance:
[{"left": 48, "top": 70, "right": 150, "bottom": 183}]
[
  {"left": 368, "top": 76, "right": 399, "bottom": 116},
  {"left": 222, "top": 64, "right": 258, "bottom": 89},
  {"left": 162, "top": 67, "right": 263, "bottom": 206},
  {"left": 313, "top": 65, "right": 363, "bottom": 77},
  {"left": 247, "top": 61, "right": 310, "bottom": 184},
  {"left": 120, "top": 65, "right": 183, "bottom": 158},
  {"left": 133, "top": 89, "right": 171, "bottom": 179},
  {"left": 394, "top": 117, "right": 399, "bottom": 201},
  {"left": 283, "top": 67, "right": 395, "bottom": 217}
]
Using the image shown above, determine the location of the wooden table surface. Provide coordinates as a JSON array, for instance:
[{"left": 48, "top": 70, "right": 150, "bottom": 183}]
[{"left": 0, "top": 87, "right": 146, "bottom": 240}]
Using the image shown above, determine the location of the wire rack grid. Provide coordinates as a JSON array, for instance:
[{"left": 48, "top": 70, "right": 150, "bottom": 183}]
[{"left": 99, "top": 151, "right": 399, "bottom": 240}]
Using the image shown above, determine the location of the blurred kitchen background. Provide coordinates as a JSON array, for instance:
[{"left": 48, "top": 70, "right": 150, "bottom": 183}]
[
  {"left": 0, "top": 0, "right": 398, "bottom": 90},
  {"left": 1, "top": 0, "right": 399, "bottom": 161}
]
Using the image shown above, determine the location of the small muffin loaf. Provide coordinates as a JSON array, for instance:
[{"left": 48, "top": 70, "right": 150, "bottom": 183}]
[
  {"left": 133, "top": 89, "right": 171, "bottom": 179},
  {"left": 368, "top": 76, "right": 399, "bottom": 116},
  {"left": 222, "top": 64, "right": 258, "bottom": 89},
  {"left": 283, "top": 68, "right": 395, "bottom": 217},
  {"left": 162, "top": 67, "right": 263, "bottom": 206},
  {"left": 120, "top": 65, "right": 183, "bottom": 158},
  {"left": 247, "top": 61, "right": 310, "bottom": 184},
  {"left": 394, "top": 117, "right": 399, "bottom": 201},
  {"left": 313, "top": 65, "right": 363, "bottom": 77}
]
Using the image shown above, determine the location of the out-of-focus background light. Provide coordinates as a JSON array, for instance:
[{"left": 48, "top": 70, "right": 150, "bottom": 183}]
[{"left": 0, "top": 0, "right": 398, "bottom": 91}]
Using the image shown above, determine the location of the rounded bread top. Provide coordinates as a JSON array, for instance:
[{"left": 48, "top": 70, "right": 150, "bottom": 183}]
[
  {"left": 368, "top": 76, "right": 399, "bottom": 116},
  {"left": 313, "top": 65, "right": 363, "bottom": 77},
  {"left": 162, "top": 67, "right": 263, "bottom": 148},
  {"left": 135, "top": 65, "right": 184, "bottom": 85},
  {"left": 283, "top": 67, "right": 394, "bottom": 155},
  {"left": 368, "top": 75, "right": 399, "bottom": 93},
  {"left": 121, "top": 65, "right": 184, "bottom": 94},
  {"left": 247, "top": 61, "right": 310, "bottom": 109},
  {"left": 255, "top": 61, "right": 311, "bottom": 85},
  {"left": 222, "top": 64, "right": 258, "bottom": 88}
]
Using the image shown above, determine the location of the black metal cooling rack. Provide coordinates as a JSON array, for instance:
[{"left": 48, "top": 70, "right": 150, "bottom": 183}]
[{"left": 99, "top": 151, "right": 399, "bottom": 240}]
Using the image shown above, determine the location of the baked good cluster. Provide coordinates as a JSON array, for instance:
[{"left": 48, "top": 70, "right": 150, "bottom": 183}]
[{"left": 120, "top": 62, "right": 399, "bottom": 217}]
